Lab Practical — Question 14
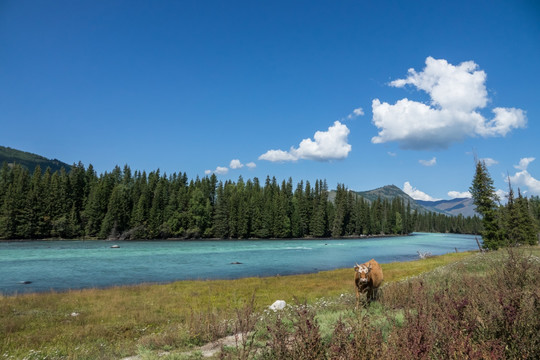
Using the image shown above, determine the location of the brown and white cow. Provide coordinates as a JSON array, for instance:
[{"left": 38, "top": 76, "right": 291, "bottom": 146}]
[{"left": 354, "top": 258, "right": 383, "bottom": 308}]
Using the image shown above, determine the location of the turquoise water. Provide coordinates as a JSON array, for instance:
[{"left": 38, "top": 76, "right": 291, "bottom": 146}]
[{"left": 0, "top": 232, "right": 480, "bottom": 295}]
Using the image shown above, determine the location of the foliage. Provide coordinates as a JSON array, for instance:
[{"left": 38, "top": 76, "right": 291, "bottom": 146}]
[{"left": 0, "top": 162, "right": 482, "bottom": 240}]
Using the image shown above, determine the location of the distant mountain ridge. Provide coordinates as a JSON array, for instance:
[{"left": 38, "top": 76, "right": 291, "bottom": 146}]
[
  {"left": 416, "top": 198, "right": 477, "bottom": 217},
  {"left": 355, "top": 185, "right": 429, "bottom": 214},
  {"left": 0, "top": 146, "right": 71, "bottom": 173},
  {"left": 330, "top": 184, "right": 477, "bottom": 217}
]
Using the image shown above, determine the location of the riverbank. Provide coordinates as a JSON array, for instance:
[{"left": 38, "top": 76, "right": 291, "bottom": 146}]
[
  {"left": 0, "top": 233, "right": 408, "bottom": 242},
  {"left": 1, "top": 250, "right": 481, "bottom": 359},
  {"left": 1, "top": 233, "right": 482, "bottom": 295}
]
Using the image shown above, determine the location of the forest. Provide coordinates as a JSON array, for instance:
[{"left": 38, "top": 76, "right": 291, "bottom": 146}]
[{"left": 0, "top": 162, "right": 486, "bottom": 240}]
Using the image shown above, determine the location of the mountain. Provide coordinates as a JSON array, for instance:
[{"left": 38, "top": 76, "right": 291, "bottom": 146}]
[
  {"left": 0, "top": 146, "right": 71, "bottom": 173},
  {"left": 354, "top": 184, "right": 430, "bottom": 214},
  {"left": 329, "top": 184, "right": 429, "bottom": 214},
  {"left": 330, "top": 184, "right": 477, "bottom": 217},
  {"left": 416, "top": 198, "right": 477, "bottom": 217}
]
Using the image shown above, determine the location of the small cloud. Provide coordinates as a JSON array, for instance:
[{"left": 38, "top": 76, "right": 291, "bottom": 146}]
[
  {"left": 419, "top": 157, "right": 437, "bottom": 166},
  {"left": 448, "top": 190, "right": 472, "bottom": 199},
  {"left": 480, "top": 157, "right": 498, "bottom": 167},
  {"left": 387, "top": 151, "right": 397, "bottom": 157},
  {"left": 206, "top": 166, "right": 229, "bottom": 175},
  {"left": 259, "top": 121, "right": 351, "bottom": 162},
  {"left": 509, "top": 158, "right": 540, "bottom": 195},
  {"left": 259, "top": 149, "right": 298, "bottom": 162},
  {"left": 346, "top": 107, "right": 364, "bottom": 120},
  {"left": 229, "top": 159, "right": 244, "bottom": 169},
  {"left": 514, "top": 157, "right": 535, "bottom": 171},
  {"left": 215, "top": 166, "right": 229, "bottom": 175},
  {"left": 246, "top": 162, "right": 256, "bottom": 169},
  {"left": 403, "top": 181, "right": 441, "bottom": 201},
  {"left": 496, "top": 189, "right": 508, "bottom": 203}
]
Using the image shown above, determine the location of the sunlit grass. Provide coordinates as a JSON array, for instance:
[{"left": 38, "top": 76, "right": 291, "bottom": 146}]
[{"left": 4, "top": 248, "right": 536, "bottom": 359}]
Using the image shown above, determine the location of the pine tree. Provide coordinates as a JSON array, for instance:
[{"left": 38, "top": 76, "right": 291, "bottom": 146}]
[
  {"left": 516, "top": 189, "right": 538, "bottom": 245},
  {"left": 470, "top": 160, "right": 502, "bottom": 249}
]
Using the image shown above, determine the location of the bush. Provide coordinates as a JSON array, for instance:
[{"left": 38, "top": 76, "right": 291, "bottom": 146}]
[{"left": 228, "top": 248, "right": 540, "bottom": 359}]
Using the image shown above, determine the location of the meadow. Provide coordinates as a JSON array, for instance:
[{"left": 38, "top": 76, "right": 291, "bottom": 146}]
[{"left": 1, "top": 247, "right": 539, "bottom": 359}]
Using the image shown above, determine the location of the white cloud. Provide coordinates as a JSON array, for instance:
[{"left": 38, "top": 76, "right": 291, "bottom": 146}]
[
  {"left": 509, "top": 158, "right": 540, "bottom": 195},
  {"left": 403, "top": 181, "right": 441, "bottom": 201},
  {"left": 246, "top": 162, "right": 256, "bottom": 169},
  {"left": 390, "top": 57, "right": 488, "bottom": 111},
  {"left": 496, "top": 189, "right": 508, "bottom": 203},
  {"left": 229, "top": 159, "right": 244, "bottom": 169},
  {"left": 448, "top": 190, "right": 472, "bottom": 199},
  {"left": 346, "top": 107, "right": 364, "bottom": 120},
  {"left": 480, "top": 157, "right": 498, "bottom": 167},
  {"left": 419, "top": 157, "right": 436, "bottom": 166},
  {"left": 514, "top": 157, "right": 535, "bottom": 171},
  {"left": 215, "top": 166, "right": 229, "bottom": 175},
  {"left": 475, "top": 107, "right": 526, "bottom": 137},
  {"left": 372, "top": 57, "right": 527, "bottom": 150},
  {"left": 206, "top": 166, "right": 229, "bottom": 175},
  {"left": 259, "top": 121, "right": 352, "bottom": 162},
  {"left": 259, "top": 149, "right": 298, "bottom": 162},
  {"left": 387, "top": 151, "right": 397, "bottom": 157}
]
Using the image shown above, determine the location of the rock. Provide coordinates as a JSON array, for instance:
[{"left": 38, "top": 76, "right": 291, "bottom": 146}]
[
  {"left": 70, "top": 312, "right": 79, "bottom": 317},
  {"left": 269, "top": 300, "right": 286, "bottom": 311},
  {"left": 230, "top": 261, "right": 243, "bottom": 264},
  {"left": 19, "top": 281, "right": 32, "bottom": 284},
  {"left": 110, "top": 245, "right": 120, "bottom": 248}
]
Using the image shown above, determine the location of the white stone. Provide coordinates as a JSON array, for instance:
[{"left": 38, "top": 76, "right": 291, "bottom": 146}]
[{"left": 269, "top": 300, "right": 286, "bottom": 311}]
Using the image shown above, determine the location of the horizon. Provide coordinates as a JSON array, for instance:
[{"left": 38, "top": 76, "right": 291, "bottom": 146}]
[{"left": 1, "top": 1, "right": 539, "bottom": 201}]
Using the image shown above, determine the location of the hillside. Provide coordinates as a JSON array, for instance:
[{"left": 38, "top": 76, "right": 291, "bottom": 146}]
[
  {"left": 330, "top": 185, "right": 477, "bottom": 217},
  {"left": 357, "top": 184, "right": 438, "bottom": 214},
  {"left": 0, "top": 146, "right": 71, "bottom": 173},
  {"left": 416, "top": 197, "right": 477, "bottom": 217}
]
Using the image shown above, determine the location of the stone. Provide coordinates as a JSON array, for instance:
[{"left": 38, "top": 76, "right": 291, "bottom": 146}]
[{"left": 269, "top": 300, "right": 286, "bottom": 311}]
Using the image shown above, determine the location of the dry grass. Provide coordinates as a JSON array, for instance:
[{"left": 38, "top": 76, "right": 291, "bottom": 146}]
[{"left": 1, "top": 250, "right": 483, "bottom": 359}]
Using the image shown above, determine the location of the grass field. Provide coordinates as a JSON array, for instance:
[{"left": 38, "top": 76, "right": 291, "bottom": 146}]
[{"left": 2, "top": 247, "right": 539, "bottom": 359}]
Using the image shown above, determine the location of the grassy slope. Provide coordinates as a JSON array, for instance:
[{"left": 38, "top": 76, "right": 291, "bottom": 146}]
[
  {"left": 4, "top": 249, "right": 538, "bottom": 359},
  {"left": 0, "top": 145, "right": 71, "bottom": 173}
]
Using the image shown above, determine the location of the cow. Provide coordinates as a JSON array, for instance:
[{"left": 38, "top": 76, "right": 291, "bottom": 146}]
[{"left": 354, "top": 258, "right": 383, "bottom": 308}]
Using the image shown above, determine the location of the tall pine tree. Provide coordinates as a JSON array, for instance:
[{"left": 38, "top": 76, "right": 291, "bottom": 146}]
[{"left": 470, "top": 160, "right": 502, "bottom": 249}]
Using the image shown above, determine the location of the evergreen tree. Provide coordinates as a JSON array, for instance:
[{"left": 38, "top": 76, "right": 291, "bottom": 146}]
[
  {"left": 515, "top": 189, "right": 538, "bottom": 245},
  {"left": 470, "top": 160, "right": 502, "bottom": 249}
]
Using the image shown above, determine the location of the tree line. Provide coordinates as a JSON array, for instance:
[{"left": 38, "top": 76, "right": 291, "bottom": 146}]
[
  {"left": 470, "top": 160, "right": 540, "bottom": 250},
  {"left": 0, "top": 162, "right": 484, "bottom": 240}
]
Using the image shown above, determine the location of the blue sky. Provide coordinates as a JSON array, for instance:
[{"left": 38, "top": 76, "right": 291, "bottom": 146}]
[{"left": 1, "top": 0, "right": 539, "bottom": 200}]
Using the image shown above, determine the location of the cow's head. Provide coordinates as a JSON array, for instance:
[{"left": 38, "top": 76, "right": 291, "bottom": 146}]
[{"left": 354, "top": 263, "right": 372, "bottom": 283}]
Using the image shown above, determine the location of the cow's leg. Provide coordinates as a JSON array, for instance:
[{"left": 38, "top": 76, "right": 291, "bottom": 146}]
[
  {"left": 373, "top": 287, "right": 380, "bottom": 302},
  {"left": 368, "top": 287, "right": 380, "bottom": 303}
]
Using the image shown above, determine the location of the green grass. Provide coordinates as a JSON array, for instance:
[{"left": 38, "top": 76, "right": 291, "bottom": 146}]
[{"left": 2, "top": 248, "right": 538, "bottom": 359}]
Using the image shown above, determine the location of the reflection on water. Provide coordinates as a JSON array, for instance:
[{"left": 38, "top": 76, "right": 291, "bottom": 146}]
[{"left": 0, "top": 232, "right": 481, "bottom": 295}]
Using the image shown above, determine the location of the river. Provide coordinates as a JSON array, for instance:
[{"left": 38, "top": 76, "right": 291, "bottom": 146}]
[{"left": 0, "top": 232, "right": 480, "bottom": 295}]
